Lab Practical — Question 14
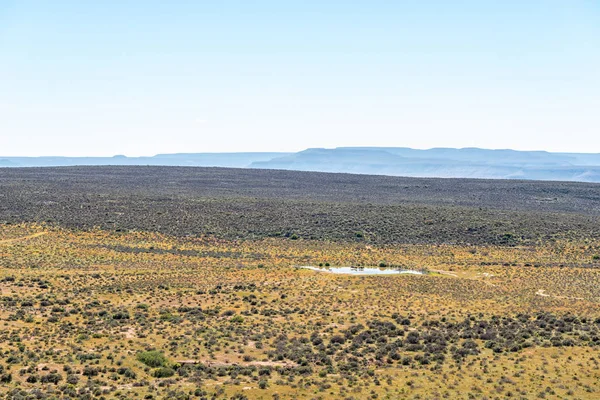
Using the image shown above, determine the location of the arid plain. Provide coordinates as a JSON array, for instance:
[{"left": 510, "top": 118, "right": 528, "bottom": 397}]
[{"left": 1, "top": 167, "right": 600, "bottom": 400}]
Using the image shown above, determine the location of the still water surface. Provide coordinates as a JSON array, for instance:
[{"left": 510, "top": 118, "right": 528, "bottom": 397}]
[{"left": 300, "top": 266, "right": 425, "bottom": 276}]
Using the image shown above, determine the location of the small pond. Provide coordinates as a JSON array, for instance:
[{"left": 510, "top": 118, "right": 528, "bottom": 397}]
[{"left": 299, "top": 266, "right": 425, "bottom": 276}]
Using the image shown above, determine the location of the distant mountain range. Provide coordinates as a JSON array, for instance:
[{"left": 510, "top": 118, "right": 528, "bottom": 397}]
[
  {"left": 0, "top": 152, "right": 288, "bottom": 169},
  {"left": 3, "top": 147, "right": 600, "bottom": 183}
]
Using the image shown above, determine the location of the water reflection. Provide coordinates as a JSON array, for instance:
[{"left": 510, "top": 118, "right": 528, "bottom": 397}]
[{"left": 300, "top": 266, "right": 425, "bottom": 276}]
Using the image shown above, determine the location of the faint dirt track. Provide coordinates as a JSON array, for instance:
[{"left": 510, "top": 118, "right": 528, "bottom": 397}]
[{"left": 0, "top": 231, "right": 48, "bottom": 245}]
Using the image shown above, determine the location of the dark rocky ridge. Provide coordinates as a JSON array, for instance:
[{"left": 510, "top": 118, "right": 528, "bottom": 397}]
[{"left": 1, "top": 166, "right": 599, "bottom": 245}]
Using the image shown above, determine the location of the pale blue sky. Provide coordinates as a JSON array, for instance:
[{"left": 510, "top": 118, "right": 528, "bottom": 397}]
[{"left": 1, "top": 0, "right": 599, "bottom": 156}]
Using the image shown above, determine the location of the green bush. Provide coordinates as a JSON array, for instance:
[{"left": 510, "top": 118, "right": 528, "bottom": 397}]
[
  {"left": 231, "top": 315, "right": 244, "bottom": 323},
  {"left": 137, "top": 351, "right": 169, "bottom": 368},
  {"left": 152, "top": 367, "right": 175, "bottom": 378}
]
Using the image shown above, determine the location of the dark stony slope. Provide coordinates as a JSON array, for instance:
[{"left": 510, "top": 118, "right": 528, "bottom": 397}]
[{"left": 1, "top": 166, "right": 599, "bottom": 245}]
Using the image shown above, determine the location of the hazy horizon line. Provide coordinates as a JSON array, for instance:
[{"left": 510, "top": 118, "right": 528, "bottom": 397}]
[{"left": 3, "top": 146, "right": 600, "bottom": 158}]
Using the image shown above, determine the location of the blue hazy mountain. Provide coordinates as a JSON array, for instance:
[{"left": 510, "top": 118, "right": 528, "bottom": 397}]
[
  {"left": 3, "top": 147, "right": 600, "bottom": 183},
  {"left": 0, "top": 153, "right": 290, "bottom": 168},
  {"left": 248, "top": 147, "right": 600, "bottom": 182}
]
